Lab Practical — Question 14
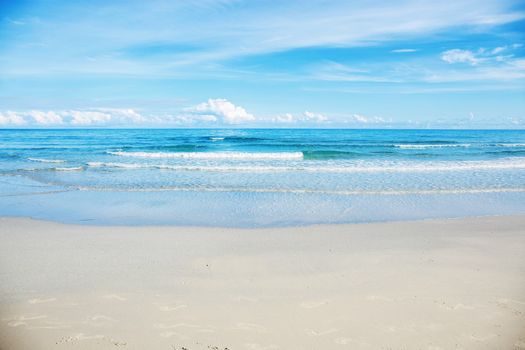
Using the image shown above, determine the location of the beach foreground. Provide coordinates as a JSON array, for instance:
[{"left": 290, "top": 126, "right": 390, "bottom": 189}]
[{"left": 0, "top": 216, "right": 524, "bottom": 350}]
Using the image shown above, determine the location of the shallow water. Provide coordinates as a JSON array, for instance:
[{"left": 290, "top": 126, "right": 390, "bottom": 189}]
[{"left": 1, "top": 128, "right": 525, "bottom": 226}]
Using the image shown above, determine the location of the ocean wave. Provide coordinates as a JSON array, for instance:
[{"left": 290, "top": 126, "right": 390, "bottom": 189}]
[
  {"left": 496, "top": 143, "right": 525, "bottom": 147},
  {"left": 395, "top": 143, "right": 525, "bottom": 149},
  {"left": 53, "top": 166, "right": 84, "bottom": 171},
  {"left": 223, "top": 136, "right": 266, "bottom": 142},
  {"left": 87, "top": 158, "right": 525, "bottom": 173},
  {"left": 75, "top": 185, "right": 525, "bottom": 196},
  {"left": 88, "top": 162, "right": 145, "bottom": 169},
  {"left": 303, "top": 150, "right": 360, "bottom": 160},
  {"left": 27, "top": 157, "right": 66, "bottom": 163},
  {"left": 394, "top": 143, "right": 471, "bottom": 149},
  {"left": 107, "top": 151, "right": 304, "bottom": 160},
  {"left": 20, "top": 166, "right": 84, "bottom": 172},
  {"left": 89, "top": 162, "right": 295, "bottom": 172}
]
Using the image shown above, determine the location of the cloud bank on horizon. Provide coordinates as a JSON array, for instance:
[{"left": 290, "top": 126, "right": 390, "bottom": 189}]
[{"left": 0, "top": 0, "right": 524, "bottom": 128}]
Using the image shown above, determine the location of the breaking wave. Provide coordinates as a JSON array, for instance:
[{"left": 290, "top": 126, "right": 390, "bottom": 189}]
[
  {"left": 28, "top": 157, "right": 66, "bottom": 163},
  {"left": 107, "top": 151, "right": 304, "bottom": 160}
]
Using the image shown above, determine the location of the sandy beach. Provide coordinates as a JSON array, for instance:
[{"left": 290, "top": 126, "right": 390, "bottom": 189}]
[{"left": 0, "top": 216, "right": 524, "bottom": 350}]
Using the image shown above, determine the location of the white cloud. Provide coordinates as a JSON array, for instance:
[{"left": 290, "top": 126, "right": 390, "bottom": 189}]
[
  {"left": 0, "top": 108, "right": 152, "bottom": 127},
  {"left": 186, "top": 98, "right": 255, "bottom": 124},
  {"left": 67, "top": 108, "right": 147, "bottom": 126},
  {"left": 68, "top": 111, "right": 112, "bottom": 125},
  {"left": 342, "top": 114, "right": 388, "bottom": 124},
  {"left": 303, "top": 111, "right": 328, "bottom": 122},
  {"left": 28, "top": 110, "right": 64, "bottom": 125},
  {"left": 0, "top": 111, "right": 28, "bottom": 126},
  {"left": 273, "top": 113, "right": 295, "bottom": 123},
  {"left": 428, "top": 45, "right": 525, "bottom": 82},
  {"left": 0, "top": 108, "right": 464, "bottom": 128},
  {"left": 271, "top": 111, "right": 329, "bottom": 124},
  {"left": 269, "top": 111, "right": 391, "bottom": 125},
  {"left": 440, "top": 45, "right": 521, "bottom": 67},
  {"left": 305, "top": 44, "right": 525, "bottom": 86},
  {"left": 441, "top": 49, "right": 480, "bottom": 65},
  {"left": 0, "top": 101, "right": 256, "bottom": 127}
]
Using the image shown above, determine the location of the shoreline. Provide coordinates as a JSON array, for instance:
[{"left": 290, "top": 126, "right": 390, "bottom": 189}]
[
  {"left": 1, "top": 212, "right": 524, "bottom": 229},
  {"left": 1, "top": 215, "right": 525, "bottom": 349}
]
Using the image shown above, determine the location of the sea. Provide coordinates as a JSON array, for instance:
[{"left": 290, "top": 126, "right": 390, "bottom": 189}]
[{"left": 1, "top": 128, "right": 525, "bottom": 227}]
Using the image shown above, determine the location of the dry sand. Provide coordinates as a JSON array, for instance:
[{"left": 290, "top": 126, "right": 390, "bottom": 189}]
[{"left": 0, "top": 216, "right": 524, "bottom": 350}]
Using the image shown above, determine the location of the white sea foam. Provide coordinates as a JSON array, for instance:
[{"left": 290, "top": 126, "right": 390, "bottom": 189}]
[
  {"left": 395, "top": 143, "right": 525, "bottom": 149},
  {"left": 107, "top": 151, "right": 304, "bottom": 160},
  {"left": 88, "top": 162, "right": 146, "bottom": 169},
  {"left": 53, "top": 166, "right": 83, "bottom": 171},
  {"left": 317, "top": 158, "right": 525, "bottom": 172},
  {"left": 394, "top": 144, "right": 471, "bottom": 149},
  {"left": 21, "top": 166, "right": 83, "bottom": 172},
  {"left": 88, "top": 162, "right": 287, "bottom": 171},
  {"left": 88, "top": 158, "right": 525, "bottom": 173},
  {"left": 75, "top": 185, "right": 525, "bottom": 196},
  {"left": 27, "top": 157, "right": 66, "bottom": 163},
  {"left": 496, "top": 143, "right": 525, "bottom": 147}
]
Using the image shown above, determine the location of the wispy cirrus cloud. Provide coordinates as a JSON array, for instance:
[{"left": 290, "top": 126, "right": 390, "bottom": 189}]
[
  {"left": 307, "top": 44, "right": 525, "bottom": 85},
  {"left": 391, "top": 49, "right": 418, "bottom": 53},
  {"left": 1, "top": 0, "right": 523, "bottom": 76}
]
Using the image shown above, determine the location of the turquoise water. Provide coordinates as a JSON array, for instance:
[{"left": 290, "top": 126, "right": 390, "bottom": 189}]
[{"left": 1, "top": 129, "right": 525, "bottom": 226}]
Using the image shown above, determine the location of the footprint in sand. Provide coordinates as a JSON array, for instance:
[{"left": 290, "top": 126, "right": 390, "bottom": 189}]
[
  {"left": 160, "top": 330, "right": 187, "bottom": 339},
  {"left": 499, "top": 298, "right": 525, "bottom": 306},
  {"left": 56, "top": 333, "right": 127, "bottom": 347},
  {"left": 156, "top": 303, "right": 188, "bottom": 312},
  {"left": 306, "top": 328, "right": 338, "bottom": 336},
  {"left": 382, "top": 325, "right": 417, "bottom": 333},
  {"left": 90, "top": 315, "right": 116, "bottom": 322},
  {"left": 234, "top": 296, "right": 259, "bottom": 303},
  {"left": 299, "top": 300, "right": 329, "bottom": 309},
  {"left": 5, "top": 315, "right": 48, "bottom": 327},
  {"left": 155, "top": 323, "right": 202, "bottom": 330},
  {"left": 437, "top": 302, "right": 475, "bottom": 311},
  {"left": 85, "top": 315, "right": 117, "bottom": 327},
  {"left": 103, "top": 294, "right": 127, "bottom": 301},
  {"left": 28, "top": 297, "right": 57, "bottom": 304},
  {"left": 5, "top": 315, "right": 70, "bottom": 330},
  {"left": 236, "top": 322, "right": 268, "bottom": 333},
  {"left": 365, "top": 295, "right": 393, "bottom": 302},
  {"left": 514, "top": 339, "right": 525, "bottom": 349},
  {"left": 494, "top": 298, "right": 524, "bottom": 316},
  {"left": 470, "top": 334, "right": 498, "bottom": 342},
  {"left": 334, "top": 337, "right": 370, "bottom": 346},
  {"left": 27, "top": 321, "right": 70, "bottom": 330},
  {"left": 155, "top": 323, "right": 216, "bottom": 334}
]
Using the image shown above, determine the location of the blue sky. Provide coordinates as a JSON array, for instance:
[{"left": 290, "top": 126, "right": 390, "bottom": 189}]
[{"left": 0, "top": 0, "right": 524, "bottom": 128}]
